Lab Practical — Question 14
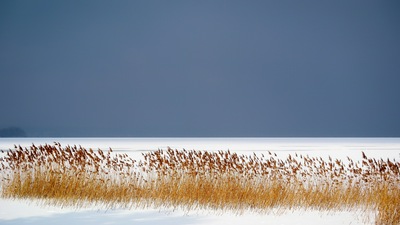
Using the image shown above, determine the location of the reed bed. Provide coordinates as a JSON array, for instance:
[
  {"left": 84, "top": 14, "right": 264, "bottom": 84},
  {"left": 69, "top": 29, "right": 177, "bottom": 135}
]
[{"left": 0, "top": 143, "right": 399, "bottom": 224}]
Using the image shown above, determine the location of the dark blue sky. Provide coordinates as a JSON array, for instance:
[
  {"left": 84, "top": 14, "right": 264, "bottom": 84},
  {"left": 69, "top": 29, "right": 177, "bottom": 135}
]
[{"left": 1, "top": 1, "right": 400, "bottom": 137}]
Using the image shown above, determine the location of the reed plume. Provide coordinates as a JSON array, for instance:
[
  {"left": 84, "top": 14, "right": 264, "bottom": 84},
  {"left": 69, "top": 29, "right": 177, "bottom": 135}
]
[{"left": 0, "top": 144, "right": 399, "bottom": 224}]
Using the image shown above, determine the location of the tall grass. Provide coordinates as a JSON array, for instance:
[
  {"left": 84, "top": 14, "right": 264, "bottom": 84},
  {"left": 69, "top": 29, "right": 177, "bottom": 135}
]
[{"left": 0, "top": 143, "right": 399, "bottom": 224}]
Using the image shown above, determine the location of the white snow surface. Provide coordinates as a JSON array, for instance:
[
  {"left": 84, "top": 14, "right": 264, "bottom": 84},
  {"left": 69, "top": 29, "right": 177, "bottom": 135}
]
[
  {"left": 1, "top": 138, "right": 399, "bottom": 225},
  {"left": 0, "top": 198, "right": 373, "bottom": 225}
]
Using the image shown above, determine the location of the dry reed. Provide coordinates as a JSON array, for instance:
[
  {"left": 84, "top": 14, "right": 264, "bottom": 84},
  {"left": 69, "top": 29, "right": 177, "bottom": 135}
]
[{"left": 0, "top": 143, "right": 399, "bottom": 224}]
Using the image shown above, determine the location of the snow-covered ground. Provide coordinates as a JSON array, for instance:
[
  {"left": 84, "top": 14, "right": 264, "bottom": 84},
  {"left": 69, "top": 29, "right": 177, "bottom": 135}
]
[
  {"left": 0, "top": 198, "right": 373, "bottom": 225},
  {"left": 1, "top": 138, "right": 399, "bottom": 225}
]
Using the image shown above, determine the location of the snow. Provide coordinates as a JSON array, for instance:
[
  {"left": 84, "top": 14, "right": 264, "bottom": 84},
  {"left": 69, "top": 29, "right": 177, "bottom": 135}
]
[
  {"left": 0, "top": 198, "right": 373, "bottom": 225},
  {"left": 1, "top": 138, "right": 398, "bottom": 225}
]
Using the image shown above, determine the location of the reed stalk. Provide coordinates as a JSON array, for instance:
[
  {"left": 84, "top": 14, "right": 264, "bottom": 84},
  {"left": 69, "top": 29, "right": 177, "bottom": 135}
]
[{"left": 0, "top": 144, "right": 399, "bottom": 224}]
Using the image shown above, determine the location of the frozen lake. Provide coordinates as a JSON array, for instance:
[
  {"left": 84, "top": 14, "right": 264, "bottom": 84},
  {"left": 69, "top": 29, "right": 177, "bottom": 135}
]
[
  {"left": 1, "top": 137, "right": 399, "bottom": 161},
  {"left": 1, "top": 137, "right": 400, "bottom": 151}
]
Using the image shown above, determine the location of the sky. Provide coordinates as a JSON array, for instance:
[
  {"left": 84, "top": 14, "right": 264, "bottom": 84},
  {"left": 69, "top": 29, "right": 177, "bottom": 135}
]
[{"left": 1, "top": 0, "right": 400, "bottom": 137}]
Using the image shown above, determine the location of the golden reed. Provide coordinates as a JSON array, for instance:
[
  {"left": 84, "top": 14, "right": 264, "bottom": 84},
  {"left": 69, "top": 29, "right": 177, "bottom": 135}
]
[{"left": 0, "top": 143, "right": 399, "bottom": 224}]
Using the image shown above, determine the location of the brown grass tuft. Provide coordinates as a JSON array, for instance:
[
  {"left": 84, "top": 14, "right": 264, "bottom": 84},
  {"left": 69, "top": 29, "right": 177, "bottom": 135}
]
[{"left": 0, "top": 144, "right": 399, "bottom": 224}]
